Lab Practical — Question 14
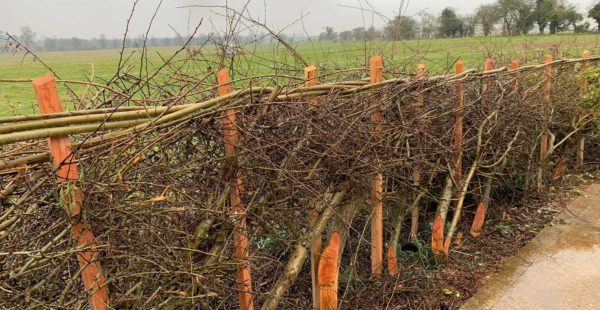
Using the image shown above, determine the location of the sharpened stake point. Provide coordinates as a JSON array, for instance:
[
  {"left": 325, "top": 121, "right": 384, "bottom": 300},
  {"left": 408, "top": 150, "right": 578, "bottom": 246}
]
[
  {"left": 318, "top": 231, "right": 341, "bottom": 310},
  {"left": 432, "top": 215, "right": 444, "bottom": 256},
  {"left": 471, "top": 202, "right": 487, "bottom": 237}
]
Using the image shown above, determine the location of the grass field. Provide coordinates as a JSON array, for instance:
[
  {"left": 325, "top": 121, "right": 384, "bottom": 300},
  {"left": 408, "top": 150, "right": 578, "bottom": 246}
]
[{"left": 2, "top": 33, "right": 600, "bottom": 116}]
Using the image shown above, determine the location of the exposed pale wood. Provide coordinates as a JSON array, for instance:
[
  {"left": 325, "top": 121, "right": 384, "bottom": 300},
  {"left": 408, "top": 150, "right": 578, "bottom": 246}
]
[{"left": 318, "top": 231, "right": 340, "bottom": 310}]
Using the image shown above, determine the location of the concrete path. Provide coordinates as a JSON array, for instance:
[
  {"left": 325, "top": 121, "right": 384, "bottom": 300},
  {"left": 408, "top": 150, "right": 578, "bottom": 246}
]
[{"left": 461, "top": 184, "right": 600, "bottom": 310}]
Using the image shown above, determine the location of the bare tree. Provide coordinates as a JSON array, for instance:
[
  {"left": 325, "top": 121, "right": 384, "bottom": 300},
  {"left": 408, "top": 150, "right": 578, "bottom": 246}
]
[
  {"left": 319, "top": 26, "right": 337, "bottom": 41},
  {"left": 418, "top": 12, "right": 438, "bottom": 38},
  {"left": 99, "top": 34, "right": 108, "bottom": 49},
  {"left": 498, "top": 0, "right": 536, "bottom": 35},
  {"left": 385, "top": 15, "right": 418, "bottom": 40},
  {"left": 20, "top": 25, "right": 36, "bottom": 48},
  {"left": 476, "top": 4, "right": 502, "bottom": 36}
]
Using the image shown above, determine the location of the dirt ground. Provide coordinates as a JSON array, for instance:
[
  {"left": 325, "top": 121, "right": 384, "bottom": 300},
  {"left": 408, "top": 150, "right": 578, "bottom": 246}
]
[{"left": 335, "top": 170, "right": 600, "bottom": 310}]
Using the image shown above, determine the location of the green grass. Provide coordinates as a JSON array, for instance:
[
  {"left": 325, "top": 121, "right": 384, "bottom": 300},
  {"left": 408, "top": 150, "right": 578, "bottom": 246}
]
[{"left": 2, "top": 33, "right": 600, "bottom": 116}]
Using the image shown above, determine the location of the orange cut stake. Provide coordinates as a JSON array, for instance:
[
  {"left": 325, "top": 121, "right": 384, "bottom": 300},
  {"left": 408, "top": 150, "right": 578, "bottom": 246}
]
[
  {"left": 470, "top": 202, "right": 486, "bottom": 237},
  {"left": 32, "top": 75, "right": 109, "bottom": 310},
  {"left": 409, "top": 63, "right": 426, "bottom": 242},
  {"left": 442, "top": 61, "right": 465, "bottom": 256},
  {"left": 511, "top": 60, "right": 520, "bottom": 89},
  {"left": 431, "top": 215, "right": 444, "bottom": 256},
  {"left": 369, "top": 55, "right": 384, "bottom": 277},
  {"left": 484, "top": 58, "right": 494, "bottom": 71},
  {"left": 305, "top": 65, "right": 319, "bottom": 106},
  {"left": 305, "top": 65, "right": 319, "bottom": 87},
  {"left": 217, "top": 69, "right": 254, "bottom": 310},
  {"left": 454, "top": 60, "right": 464, "bottom": 186},
  {"left": 483, "top": 58, "right": 494, "bottom": 106},
  {"left": 442, "top": 233, "right": 451, "bottom": 256},
  {"left": 318, "top": 231, "right": 341, "bottom": 310}
]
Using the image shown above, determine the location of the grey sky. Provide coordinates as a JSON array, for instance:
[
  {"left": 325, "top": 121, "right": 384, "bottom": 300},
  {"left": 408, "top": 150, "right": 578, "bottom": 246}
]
[{"left": 1, "top": 0, "right": 597, "bottom": 39}]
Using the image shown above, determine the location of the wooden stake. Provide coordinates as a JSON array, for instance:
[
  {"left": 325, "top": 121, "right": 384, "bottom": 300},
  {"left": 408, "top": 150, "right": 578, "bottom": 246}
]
[
  {"left": 318, "top": 231, "right": 340, "bottom": 310},
  {"left": 305, "top": 65, "right": 322, "bottom": 310},
  {"left": 577, "top": 51, "right": 590, "bottom": 167},
  {"left": 409, "top": 64, "right": 426, "bottom": 242},
  {"left": 409, "top": 170, "right": 421, "bottom": 242},
  {"left": 484, "top": 58, "right": 494, "bottom": 72},
  {"left": 454, "top": 61, "right": 464, "bottom": 185},
  {"left": 541, "top": 55, "right": 553, "bottom": 162},
  {"left": 441, "top": 61, "right": 467, "bottom": 256},
  {"left": 483, "top": 58, "right": 494, "bottom": 106},
  {"left": 32, "top": 75, "right": 109, "bottom": 310},
  {"left": 464, "top": 59, "right": 494, "bottom": 240},
  {"left": 537, "top": 55, "right": 553, "bottom": 191},
  {"left": 431, "top": 215, "right": 444, "bottom": 256},
  {"left": 511, "top": 60, "right": 520, "bottom": 89},
  {"left": 305, "top": 65, "right": 319, "bottom": 88},
  {"left": 217, "top": 69, "right": 254, "bottom": 310},
  {"left": 470, "top": 202, "right": 486, "bottom": 237},
  {"left": 369, "top": 55, "right": 383, "bottom": 277}
]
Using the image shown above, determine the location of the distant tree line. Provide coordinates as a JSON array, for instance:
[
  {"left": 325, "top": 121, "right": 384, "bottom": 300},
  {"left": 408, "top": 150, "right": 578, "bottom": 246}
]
[
  {"left": 4, "top": 0, "right": 600, "bottom": 53},
  {"left": 321, "top": 0, "right": 600, "bottom": 41},
  {"left": 1, "top": 26, "right": 216, "bottom": 52},
  {"left": 1, "top": 25, "right": 313, "bottom": 53}
]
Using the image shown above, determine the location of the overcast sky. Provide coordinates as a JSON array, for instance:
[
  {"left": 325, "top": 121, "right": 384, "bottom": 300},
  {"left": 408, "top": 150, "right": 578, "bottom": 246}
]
[{"left": 1, "top": 0, "right": 597, "bottom": 39}]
